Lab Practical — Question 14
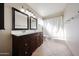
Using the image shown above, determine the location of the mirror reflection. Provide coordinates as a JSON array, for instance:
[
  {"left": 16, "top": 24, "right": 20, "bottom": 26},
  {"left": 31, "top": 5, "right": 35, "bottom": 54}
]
[{"left": 30, "top": 17, "right": 37, "bottom": 30}]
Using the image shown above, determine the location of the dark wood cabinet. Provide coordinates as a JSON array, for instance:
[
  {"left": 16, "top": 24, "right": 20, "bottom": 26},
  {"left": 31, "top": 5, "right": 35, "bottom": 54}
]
[
  {"left": 0, "top": 3, "right": 4, "bottom": 29},
  {"left": 12, "top": 32, "right": 43, "bottom": 56}
]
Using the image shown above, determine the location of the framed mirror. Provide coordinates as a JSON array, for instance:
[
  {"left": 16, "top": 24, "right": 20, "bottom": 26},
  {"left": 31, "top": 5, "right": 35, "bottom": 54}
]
[
  {"left": 30, "top": 16, "right": 37, "bottom": 30},
  {"left": 12, "top": 7, "right": 29, "bottom": 30}
]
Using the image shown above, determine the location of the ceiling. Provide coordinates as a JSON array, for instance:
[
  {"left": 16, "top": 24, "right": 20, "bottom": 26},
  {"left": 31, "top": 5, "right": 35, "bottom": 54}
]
[{"left": 27, "top": 3, "right": 67, "bottom": 19}]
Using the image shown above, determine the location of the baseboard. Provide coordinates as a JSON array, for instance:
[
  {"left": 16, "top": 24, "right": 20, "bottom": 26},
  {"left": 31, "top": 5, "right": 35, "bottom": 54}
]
[{"left": 0, "top": 53, "right": 9, "bottom": 56}]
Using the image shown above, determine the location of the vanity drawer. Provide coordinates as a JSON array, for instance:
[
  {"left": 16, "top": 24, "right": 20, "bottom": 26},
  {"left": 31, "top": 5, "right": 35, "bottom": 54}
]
[
  {"left": 24, "top": 51, "right": 32, "bottom": 56},
  {"left": 18, "top": 43, "right": 31, "bottom": 56},
  {"left": 23, "top": 45, "right": 32, "bottom": 56}
]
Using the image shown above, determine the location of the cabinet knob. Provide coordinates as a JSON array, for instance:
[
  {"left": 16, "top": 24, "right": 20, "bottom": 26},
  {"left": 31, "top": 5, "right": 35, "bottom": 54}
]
[
  {"left": 25, "top": 51, "right": 27, "bottom": 54},
  {"left": 25, "top": 43, "right": 27, "bottom": 46}
]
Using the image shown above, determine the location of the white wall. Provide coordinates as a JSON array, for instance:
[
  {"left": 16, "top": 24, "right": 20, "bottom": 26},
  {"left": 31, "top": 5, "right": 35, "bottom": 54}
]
[
  {"left": 0, "top": 3, "right": 42, "bottom": 56},
  {"left": 64, "top": 3, "right": 79, "bottom": 55}
]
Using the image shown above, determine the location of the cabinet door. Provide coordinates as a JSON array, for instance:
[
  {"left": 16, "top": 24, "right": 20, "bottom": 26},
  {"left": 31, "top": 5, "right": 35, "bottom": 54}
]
[
  {"left": 37, "top": 33, "right": 43, "bottom": 47},
  {"left": 12, "top": 36, "right": 20, "bottom": 56},
  {"left": 0, "top": 3, "right": 4, "bottom": 29},
  {"left": 22, "top": 36, "right": 32, "bottom": 56},
  {"left": 29, "top": 35, "right": 36, "bottom": 53},
  {"left": 39, "top": 33, "right": 43, "bottom": 44}
]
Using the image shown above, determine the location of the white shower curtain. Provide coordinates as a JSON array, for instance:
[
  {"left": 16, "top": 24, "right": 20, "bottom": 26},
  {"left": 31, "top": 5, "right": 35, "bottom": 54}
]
[{"left": 43, "top": 16, "right": 64, "bottom": 40}]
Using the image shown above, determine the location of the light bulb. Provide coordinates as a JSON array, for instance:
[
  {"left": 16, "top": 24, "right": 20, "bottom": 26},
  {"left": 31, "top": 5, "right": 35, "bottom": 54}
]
[
  {"left": 25, "top": 9, "right": 36, "bottom": 18},
  {"left": 20, "top": 8, "right": 25, "bottom": 12},
  {"left": 20, "top": 6, "right": 25, "bottom": 12},
  {"left": 25, "top": 10, "right": 29, "bottom": 14}
]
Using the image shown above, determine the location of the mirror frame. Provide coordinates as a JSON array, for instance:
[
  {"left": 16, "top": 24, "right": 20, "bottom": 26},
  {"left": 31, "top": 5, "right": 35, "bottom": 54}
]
[
  {"left": 30, "top": 16, "right": 37, "bottom": 30},
  {"left": 12, "top": 7, "right": 29, "bottom": 30}
]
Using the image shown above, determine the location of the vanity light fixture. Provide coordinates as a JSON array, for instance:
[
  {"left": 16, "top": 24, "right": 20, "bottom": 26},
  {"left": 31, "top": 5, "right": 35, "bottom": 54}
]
[
  {"left": 20, "top": 6, "right": 25, "bottom": 12},
  {"left": 20, "top": 5, "right": 36, "bottom": 18},
  {"left": 25, "top": 9, "right": 35, "bottom": 17}
]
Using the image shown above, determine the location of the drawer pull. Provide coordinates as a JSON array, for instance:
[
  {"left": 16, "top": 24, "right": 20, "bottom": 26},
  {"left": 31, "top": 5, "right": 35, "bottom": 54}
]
[
  {"left": 25, "top": 43, "right": 27, "bottom": 46},
  {"left": 25, "top": 51, "right": 27, "bottom": 54}
]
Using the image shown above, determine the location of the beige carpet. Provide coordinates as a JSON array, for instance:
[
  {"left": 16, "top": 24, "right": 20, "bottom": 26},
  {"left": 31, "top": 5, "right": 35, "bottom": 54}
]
[{"left": 32, "top": 38, "right": 73, "bottom": 56}]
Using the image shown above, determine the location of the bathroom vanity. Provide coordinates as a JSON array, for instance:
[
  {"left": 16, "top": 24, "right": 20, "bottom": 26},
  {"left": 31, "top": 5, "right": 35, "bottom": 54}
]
[
  {"left": 12, "top": 32, "right": 43, "bottom": 56},
  {"left": 12, "top": 7, "right": 43, "bottom": 56}
]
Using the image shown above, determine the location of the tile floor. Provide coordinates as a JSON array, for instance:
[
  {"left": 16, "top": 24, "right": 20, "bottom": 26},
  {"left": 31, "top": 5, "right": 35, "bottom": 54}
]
[{"left": 32, "top": 38, "right": 73, "bottom": 56}]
